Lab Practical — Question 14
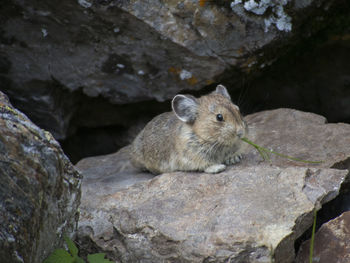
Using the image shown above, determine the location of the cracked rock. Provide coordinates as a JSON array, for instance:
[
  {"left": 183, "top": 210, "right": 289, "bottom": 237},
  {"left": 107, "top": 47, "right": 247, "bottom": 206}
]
[{"left": 296, "top": 211, "right": 350, "bottom": 263}]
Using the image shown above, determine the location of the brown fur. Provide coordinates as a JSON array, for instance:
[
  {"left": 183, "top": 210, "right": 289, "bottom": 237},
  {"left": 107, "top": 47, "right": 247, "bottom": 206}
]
[{"left": 130, "top": 85, "right": 248, "bottom": 174}]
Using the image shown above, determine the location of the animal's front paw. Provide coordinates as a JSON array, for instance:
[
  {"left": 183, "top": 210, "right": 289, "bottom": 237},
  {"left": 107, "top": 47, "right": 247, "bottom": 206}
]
[
  {"left": 205, "top": 164, "right": 226, "bottom": 174},
  {"left": 224, "top": 154, "right": 242, "bottom": 165}
]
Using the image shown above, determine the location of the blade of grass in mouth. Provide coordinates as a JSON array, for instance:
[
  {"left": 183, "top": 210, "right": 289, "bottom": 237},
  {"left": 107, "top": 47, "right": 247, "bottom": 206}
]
[{"left": 241, "top": 137, "right": 323, "bottom": 164}]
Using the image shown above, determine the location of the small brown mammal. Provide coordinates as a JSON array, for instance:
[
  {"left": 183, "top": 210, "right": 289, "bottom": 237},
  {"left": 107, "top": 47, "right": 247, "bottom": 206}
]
[{"left": 130, "top": 85, "right": 248, "bottom": 174}]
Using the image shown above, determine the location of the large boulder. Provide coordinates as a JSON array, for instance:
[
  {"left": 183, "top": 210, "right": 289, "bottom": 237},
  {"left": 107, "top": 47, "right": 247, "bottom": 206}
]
[
  {"left": 1, "top": 0, "right": 347, "bottom": 140},
  {"left": 0, "top": 91, "right": 81, "bottom": 263},
  {"left": 76, "top": 108, "right": 350, "bottom": 262}
]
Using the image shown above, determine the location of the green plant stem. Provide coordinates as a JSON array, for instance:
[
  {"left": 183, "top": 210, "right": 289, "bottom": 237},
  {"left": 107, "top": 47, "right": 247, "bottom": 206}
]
[
  {"left": 309, "top": 209, "right": 317, "bottom": 263},
  {"left": 241, "top": 137, "right": 323, "bottom": 164}
]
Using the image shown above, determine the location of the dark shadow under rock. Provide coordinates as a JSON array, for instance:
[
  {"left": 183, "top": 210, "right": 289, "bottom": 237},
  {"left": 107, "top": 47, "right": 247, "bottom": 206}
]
[{"left": 295, "top": 211, "right": 350, "bottom": 263}]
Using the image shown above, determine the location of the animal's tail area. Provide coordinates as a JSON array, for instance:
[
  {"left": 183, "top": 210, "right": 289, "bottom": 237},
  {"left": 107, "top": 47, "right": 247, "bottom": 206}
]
[{"left": 114, "top": 145, "right": 146, "bottom": 173}]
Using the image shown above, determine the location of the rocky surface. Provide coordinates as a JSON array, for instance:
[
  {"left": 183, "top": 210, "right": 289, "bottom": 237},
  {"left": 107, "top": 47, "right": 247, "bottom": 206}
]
[
  {"left": 296, "top": 211, "right": 350, "bottom": 263},
  {"left": 1, "top": 0, "right": 348, "bottom": 142},
  {"left": 76, "top": 146, "right": 153, "bottom": 202},
  {"left": 0, "top": 91, "right": 81, "bottom": 263},
  {"left": 244, "top": 108, "right": 350, "bottom": 169},
  {"left": 76, "top": 108, "right": 350, "bottom": 262}
]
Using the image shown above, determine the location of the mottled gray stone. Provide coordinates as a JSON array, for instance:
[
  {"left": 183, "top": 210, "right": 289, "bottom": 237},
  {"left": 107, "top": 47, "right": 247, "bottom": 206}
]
[
  {"left": 76, "top": 109, "right": 350, "bottom": 262},
  {"left": 0, "top": 0, "right": 343, "bottom": 140},
  {"left": 244, "top": 108, "right": 350, "bottom": 170},
  {"left": 296, "top": 211, "right": 350, "bottom": 263},
  {"left": 0, "top": 92, "right": 81, "bottom": 263},
  {"left": 78, "top": 166, "right": 346, "bottom": 263},
  {"left": 76, "top": 146, "right": 153, "bottom": 206}
]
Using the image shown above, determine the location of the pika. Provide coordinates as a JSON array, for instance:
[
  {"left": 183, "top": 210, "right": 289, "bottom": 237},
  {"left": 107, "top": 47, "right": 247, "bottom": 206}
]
[{"left": 130, "top": 85, "right": 248, "bottom": 174}]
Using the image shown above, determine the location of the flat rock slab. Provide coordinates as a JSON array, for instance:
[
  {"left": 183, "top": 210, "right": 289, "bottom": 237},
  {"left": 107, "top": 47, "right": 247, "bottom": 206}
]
[
  {"left": 244, "top": 109, "right": 350, "bottom": 169},
  {"left": 296, "top": 211, "right": 350, "bottom": 263},
  {"left": 76, "top": 147, "right": 153, "bottom": 209},
  {"left": 76, "top": 109, "right": 350, "bottom": 262},
  {"left": 79, "top": 166, "right": 346, "bottom": 263}
]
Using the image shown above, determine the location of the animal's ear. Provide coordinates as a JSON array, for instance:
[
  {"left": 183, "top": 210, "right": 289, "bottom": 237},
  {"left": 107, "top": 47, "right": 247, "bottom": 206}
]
[
  {"left": 214, "top": 84, "right": 231, "bottom": 100},
  {"left": 172, "top": 94, "right": 198, "bottom": 123}
]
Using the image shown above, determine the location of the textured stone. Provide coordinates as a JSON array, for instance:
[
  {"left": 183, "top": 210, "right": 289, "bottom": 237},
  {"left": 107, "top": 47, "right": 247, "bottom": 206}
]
[
  {"left": 296, "top": 211, "right": 350, "bottom": 263},
  {"left": 76, "top": 109, "right": 350, "bottom": 262},
  {"left": 0, "top": 91, "right": 81, "bottom": 263},
  {"left": 76, "top": 146, "right": 153, "bottom": 203},
  {"left": 244, "top": 108, "right": 350, "bottom": 170},
  {"left": 1, "top": 0, "right": 345, "bottom": 140},
  {"left": 78, "top": 166, "right": 345, "bottom": 263}
]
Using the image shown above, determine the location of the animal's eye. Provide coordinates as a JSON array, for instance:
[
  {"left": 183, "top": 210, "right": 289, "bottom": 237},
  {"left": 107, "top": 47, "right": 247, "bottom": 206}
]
[{"left": 216, "top": 114, "right": 224, "bottom": 122}]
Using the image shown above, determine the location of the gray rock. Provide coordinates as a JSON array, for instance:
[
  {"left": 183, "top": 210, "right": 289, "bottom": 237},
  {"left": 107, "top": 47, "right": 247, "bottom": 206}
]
[
  {"left": 244, "top": 108, "right": 350, "bottom": 170},
  {"left": 76, "top": 146, "right": 153, "bottom": 203},
  {"left": 76, "top": 108, "right": 350, "bottom": 262},
  {"left": 0, "top": 0, "right": 343, "bottom": 140},
  {"left": 295, "top": 211, "right": 350, "bottom": 263},
  {"left": 0, "top": 92, "right": 81, "bottom": 263},
  {"left": 78, "top": 166, "right": 346, "bottom": 263}
]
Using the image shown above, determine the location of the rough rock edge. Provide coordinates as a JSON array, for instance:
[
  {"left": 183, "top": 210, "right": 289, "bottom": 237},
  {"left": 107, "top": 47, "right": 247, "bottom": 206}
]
[
  {"left": 77, "top": 167, "right": 347, "bottom": 262},
  {"left": 0, "top": 92, "right": 82, "bottom": 263}
]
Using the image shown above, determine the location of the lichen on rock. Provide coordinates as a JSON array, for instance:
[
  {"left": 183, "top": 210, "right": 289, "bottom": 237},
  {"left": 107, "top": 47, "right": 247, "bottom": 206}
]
[
  {"left": 0, "top": 91, "right": 81, "bottom": 263},
  {"left": 231, "top": 0, "right": 292, "bottom": 32}
]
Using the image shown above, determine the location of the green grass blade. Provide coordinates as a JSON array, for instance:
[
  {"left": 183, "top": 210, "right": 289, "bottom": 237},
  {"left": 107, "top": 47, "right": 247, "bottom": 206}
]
[
  {"left": 309, "top": 209, "right": 317, "bottom": 263},
  {"left": 241, "top": 137, "right": 323, "bottom": 164},
  {"left": 268, "top": 149, "right": 323, "bottom": 164},
  {"left": 241, "top": 137, "right": 270, "bottom": 161}
]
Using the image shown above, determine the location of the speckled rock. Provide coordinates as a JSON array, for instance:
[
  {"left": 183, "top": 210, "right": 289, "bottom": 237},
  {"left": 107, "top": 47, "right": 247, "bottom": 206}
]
[
  {"left": 0, "top": 0, "right": 343, "bottom": 140},
  {"left": 295, "top": 211, "right": 350, "bottom": 263},
  {"left": 76, "top": 109, "right": 350, "bottom": 262},
  {"left": 77, "top": 166, "right": 346, "bottom": 263},
  {"left": 243, "top": 108, "right": 350, "bottom": 169},
  {"left": 0, "top": 91, "right": 81, "bottom": 263},
  {"left": 75, "top": 146, "right": 153, "bottom": 203}
]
